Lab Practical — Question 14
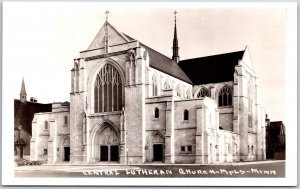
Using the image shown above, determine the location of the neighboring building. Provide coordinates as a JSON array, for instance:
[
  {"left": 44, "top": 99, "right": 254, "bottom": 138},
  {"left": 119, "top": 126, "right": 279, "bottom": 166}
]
[
  {"left": 14, "top": 78, "right": 52, "bottom": 158},
  {"left": 30, "top": 14, "right": 266, "bottom": 164},
  {"left": 265, "top": 116, "right": 286, "bottom": 160}
]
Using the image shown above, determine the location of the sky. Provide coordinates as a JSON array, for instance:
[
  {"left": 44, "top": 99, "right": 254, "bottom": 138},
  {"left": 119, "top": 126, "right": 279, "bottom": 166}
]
[{"left": 3, "top": 2, "right": 289, "bottom": 123}]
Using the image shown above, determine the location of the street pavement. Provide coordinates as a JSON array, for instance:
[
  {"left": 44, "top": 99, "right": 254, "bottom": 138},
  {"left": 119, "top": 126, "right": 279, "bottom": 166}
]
[{"left": 15, "top": 160, "right": 285, "bottom": 178}]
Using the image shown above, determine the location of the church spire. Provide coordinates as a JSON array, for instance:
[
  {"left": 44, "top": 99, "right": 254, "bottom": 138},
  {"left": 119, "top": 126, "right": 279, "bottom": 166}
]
[
  {"left": 20, "top": 77, "right": 27, "bottom": 102},
  {"left": 172, "top": 10, "right": 180, "bottom": 64}
]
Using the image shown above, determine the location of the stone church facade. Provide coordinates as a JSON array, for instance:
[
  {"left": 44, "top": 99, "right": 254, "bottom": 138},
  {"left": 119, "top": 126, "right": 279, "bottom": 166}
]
[{"left": 30, "top": 16, "right": 266, "bottom": 164}]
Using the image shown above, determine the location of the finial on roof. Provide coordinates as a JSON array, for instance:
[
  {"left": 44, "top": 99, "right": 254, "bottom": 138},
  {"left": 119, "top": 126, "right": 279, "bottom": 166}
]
[
  {"left": 20, "top": 77, "right": 27, "bottom": 102},
  {"left": 104, "top": 10, "right": 110, "bottom": 54},
  {"left": 172, "top": 10, "right": 180, "bottom": 64},
  {"left": 105, "top": 10, "right": 109, "bottom": 22}
]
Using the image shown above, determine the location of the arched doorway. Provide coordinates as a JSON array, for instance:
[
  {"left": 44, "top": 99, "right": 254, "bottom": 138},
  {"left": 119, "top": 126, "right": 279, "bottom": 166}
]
[
  {"left": 62, "top": 137, "right": 70, "bottom": 162},
  {"left": 93, "top": 122, "right": 120, "bottom": 162},
  {"left": 150, "top": 131, "right": 165, "bottom": 162}
]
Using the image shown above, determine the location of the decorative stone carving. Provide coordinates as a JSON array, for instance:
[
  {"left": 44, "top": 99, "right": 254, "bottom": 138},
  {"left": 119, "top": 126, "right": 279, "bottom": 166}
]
[
  {"left": 127, "top": 49, "right": 137, "bottom": 85},
  {"left": 99, "top": 127, "right": 119, "bottom": 145},
  {"left": 120, "top": 107, "right": 126, "bottom": 143},
  {"left": 74, "top": 59, "right": 80, "bottom": 76}
]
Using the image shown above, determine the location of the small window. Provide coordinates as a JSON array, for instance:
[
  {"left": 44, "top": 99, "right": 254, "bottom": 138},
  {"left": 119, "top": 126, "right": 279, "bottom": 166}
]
[
  {"left": 251, "top": 145, "right": 254, "bottom": 154},
  {"left": 44, "top": 149, "right": 47, "bottom": 155},
  {"left": 44, "top": 121, "right": 48, "bottom": 130},
  {"left": 187, "top": 145, "right": 192, "bottom": 152},
  {"left": 248, "top": 145, "right": 250, "bottom": 153},
  {"left": 64, "top": 116, "right": 68, "bottom": 125},
  {"left": 154, "top": 107, "right": 159, "bottom": 119},
  {"left": 180, "top": 146, "right": 185, "bottom": 152},
  {"left": 176, "top": 85, "right": 181, "bottom": 97},
  {"left": 183, "top": 110, "right": 189, "bottom": 121}
]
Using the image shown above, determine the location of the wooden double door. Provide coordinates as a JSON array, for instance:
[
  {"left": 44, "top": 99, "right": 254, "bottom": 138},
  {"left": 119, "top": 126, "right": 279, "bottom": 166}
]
[{"left": 100, "top": 145, "right": 119, "bottom": 162}]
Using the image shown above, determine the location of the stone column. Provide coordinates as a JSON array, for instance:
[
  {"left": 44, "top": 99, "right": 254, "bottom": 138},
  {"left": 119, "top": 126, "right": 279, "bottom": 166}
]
[
  {"left": 165, "top": 95, "right": 175, "bottom": 163},
  {"left": 30, "top": 117, "right": 39, "bottom": 161},
  {"left": 124, "top": 46, "right": 146, "bottom": 164},
  {"left": 47, "top": 118, "right": 56, "bottom": 163}
]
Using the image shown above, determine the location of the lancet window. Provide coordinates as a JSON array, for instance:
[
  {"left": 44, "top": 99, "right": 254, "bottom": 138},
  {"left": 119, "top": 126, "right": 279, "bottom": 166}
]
[
  {"left": 94, "top": 64, "right": 123, "bottom": 113},
  {"left": 197, "top": 87, "right": 211, "bottom": 98},
  {"left": 218, "top": 85, "right": 232, "bottom": 107}
]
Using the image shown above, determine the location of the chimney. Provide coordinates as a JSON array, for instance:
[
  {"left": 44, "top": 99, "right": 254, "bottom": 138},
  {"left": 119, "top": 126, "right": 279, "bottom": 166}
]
[
  {"left": 30, "top": 97, "right": 38, "bottom": 103},
  {"left": 265, "top": 114, "right": 270, "bottom": 127}
]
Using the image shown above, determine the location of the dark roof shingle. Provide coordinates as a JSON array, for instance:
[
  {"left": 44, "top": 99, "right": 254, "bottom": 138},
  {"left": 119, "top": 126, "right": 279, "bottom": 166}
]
[
  {"left": 139, "top": 43, "right": 192, "bottom": 84},
  {"left": 122, "top": 33, "right": 192, "bottom": 84},
  {"left": 178, "top": 51, "right": 245, "bottom": 85}
]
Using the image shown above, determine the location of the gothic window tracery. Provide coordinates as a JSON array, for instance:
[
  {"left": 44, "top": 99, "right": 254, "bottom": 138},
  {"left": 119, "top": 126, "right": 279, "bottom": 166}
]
[
  {"left": 63, "top": 137, "right": 70, "bottom": 146},
  {"left": 187, "top": 89, "right": 192, "bottom": 99},
  {"left": 218, "top": 85, "right": 232, "bottom": 107},
  {"left": 94, "top": 64, "right": 123, "bottom": 113},
  {"left": 176, "top": 85, "right": 182, "bottom": 97},
  {"left": 197, "top": 87, "right": 211, "bottom": 98},
  {"left": 163, "top": 80, "right": 171, "bottom": 90}
]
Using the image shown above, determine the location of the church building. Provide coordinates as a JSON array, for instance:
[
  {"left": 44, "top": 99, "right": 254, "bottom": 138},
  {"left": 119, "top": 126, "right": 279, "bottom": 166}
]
[
  {"left": 30, "top": 12, "right": 266, "bottom": 164},
  {"left": 14, "top": 78, "right": 52, "bottom": 158}
]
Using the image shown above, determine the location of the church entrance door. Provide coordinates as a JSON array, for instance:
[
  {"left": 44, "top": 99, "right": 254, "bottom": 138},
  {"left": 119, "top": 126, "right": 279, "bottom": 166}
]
[
  {"left": 19, "top": 147, "right": 23, "bottom": 159},
  {"left": 64, "top": 147, "right": 70, "bottom": 161},
  {"left": 100, "top": 146, "right": 109, "bottom": 161},
  {"left": 62, "top": 137, "right": 70, "bottom": 162},
  {"left": 110, "top": 145, "right": 119, "bottom": 161},
  {"left": 153, "top": 144, "right": 163, "bottom": 161},
  {"left": 94, "top": 123, "right": 120, "bottom": 162}
]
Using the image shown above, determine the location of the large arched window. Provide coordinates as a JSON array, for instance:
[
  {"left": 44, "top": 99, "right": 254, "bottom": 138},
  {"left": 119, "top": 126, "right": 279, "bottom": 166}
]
[
  {"left": 218, "top": 85, "right": 232, "bottom": 107},
  {"left": 94, "top": 64, "right": 123, "bottom": 113},
  {"left": 163, "top": 80, "right": 171, "bottom": 90},
  {"left": 176, "top": 85, "right": 182, "bottom": 97},
  {"left": 152, "top": 75, "right": 158, "bottom": 96},
  {"left": 187, "top": 89, "right": 192, "bottom": 99},
  {"left": 197, "top": 87, "right": 211, "bottom": 98}
]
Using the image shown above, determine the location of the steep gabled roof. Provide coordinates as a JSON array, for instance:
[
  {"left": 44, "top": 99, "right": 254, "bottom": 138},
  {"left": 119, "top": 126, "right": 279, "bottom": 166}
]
[
  {"left": 122, "top": 33, "right": 192, "bottom": 84},
  {"left": 178, "top": 50, "right": 245, "bottom": 85},
  {"left": 87, "top": 21, "right": 130, "bottom": 50},
  {"left": 86, "top": 23, "right": 191, "bottom": 84},
  {"left": 140, "top": 43, "right": 192, "bottom": 84}
]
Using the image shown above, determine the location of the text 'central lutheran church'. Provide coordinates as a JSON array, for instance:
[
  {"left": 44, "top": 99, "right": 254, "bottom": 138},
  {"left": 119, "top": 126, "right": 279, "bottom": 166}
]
[{"left": 30, "top": 12, "right": 266, "bottom": 164}]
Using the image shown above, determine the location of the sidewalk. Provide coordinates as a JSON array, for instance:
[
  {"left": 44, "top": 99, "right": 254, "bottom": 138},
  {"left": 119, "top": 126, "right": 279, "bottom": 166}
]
[{"left": 15, "top": 160, "right": 285, "bottom": 171}]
